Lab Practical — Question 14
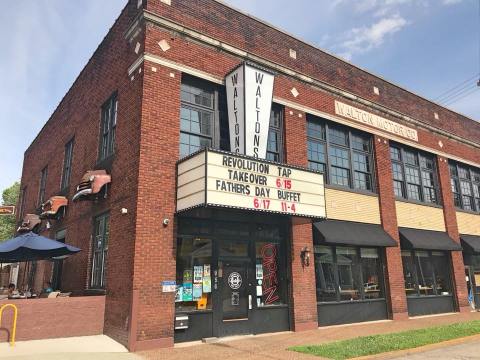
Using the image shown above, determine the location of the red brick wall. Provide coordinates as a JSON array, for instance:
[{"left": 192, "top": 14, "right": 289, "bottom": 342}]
[
  {"left": 0, "top": 296, "right": 105, "bottom": 342},
  {"left": 146, "top": 0, "right": 480, "bottom": 146},
  {"left": 436, "top": 157, "right": 470, "bottom": 312},
  {"left": 373, "top": 136, "right": 408, "bottom": 319},
  {"left": 16, "top": 0, "right": 144, "bottom": 346},
  {"left": 284, "top": 107, "right": 318, "bottom": 330},
  {"left": 128, "top": 61, "right": 181, "bottom": 350}
]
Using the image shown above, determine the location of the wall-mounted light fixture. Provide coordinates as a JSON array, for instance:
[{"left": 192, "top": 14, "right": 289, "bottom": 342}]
[{"left": 300, "top": 246, "right": 311, "bottom": 267}]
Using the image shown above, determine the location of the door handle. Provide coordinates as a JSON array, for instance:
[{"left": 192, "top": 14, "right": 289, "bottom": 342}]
[{"left": 248, "top": 294, "right": 252, "bottom": 310}]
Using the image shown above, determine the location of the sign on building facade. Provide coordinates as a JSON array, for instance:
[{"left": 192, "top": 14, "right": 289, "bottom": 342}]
[
  {"left": 176, "top": 149, "right": 326, "bottom": 218},
  {"left": 226, "top": 63, "right": 275, "bottom": 159},
  {"left": 335, "top": 100, "right": 419, "bottom": 142}
]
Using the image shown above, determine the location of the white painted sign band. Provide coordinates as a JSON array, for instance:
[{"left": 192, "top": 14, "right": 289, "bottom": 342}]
[{"left": 335, "top": 100, "right": 418, "bottom": 142}]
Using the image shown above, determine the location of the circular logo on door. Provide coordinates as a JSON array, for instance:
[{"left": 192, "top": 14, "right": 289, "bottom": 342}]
[{"left": 228, "top": 272, "right": 242, "bottom": 290}]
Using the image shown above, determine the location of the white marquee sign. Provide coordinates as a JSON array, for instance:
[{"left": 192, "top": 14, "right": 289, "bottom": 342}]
[
  {"left": 226, "top": 63, "right": 275, "bottom": 159},
  {"left": 176, "top": 149, "right": 326, "bottom": 218}
]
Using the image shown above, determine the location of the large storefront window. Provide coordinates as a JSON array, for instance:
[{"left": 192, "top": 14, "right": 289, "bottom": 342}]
[
  {"left": 175, "top": 237, "right": 213, "bottom": 312},
  {"left": 314, "top": 245, "right": 385, "bottom": 302},
  {"left": 390, "top": 144, "right": 440, "bottom": 204},
  {"left": 401, "top": 250, "right": 452, "bottom": 297},
  {"left": 307, "top": 115, "right": 374, "bottom": 192}
]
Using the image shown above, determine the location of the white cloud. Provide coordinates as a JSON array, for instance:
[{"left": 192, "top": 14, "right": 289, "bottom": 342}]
[{"left": 337, "top": 14, "right": 408, "bottom": 60}]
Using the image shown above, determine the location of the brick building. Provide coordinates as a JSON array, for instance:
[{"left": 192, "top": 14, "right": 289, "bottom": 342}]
[{"left": 16, "top": 0, "right": 480, "bottom": 351}]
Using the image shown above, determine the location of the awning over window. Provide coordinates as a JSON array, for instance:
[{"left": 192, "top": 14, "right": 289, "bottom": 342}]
[
  {"left": 461, "top": 234, "right": 480, "bottom": 253},
  {"left": 313, "top": 220, "right": 397, "bottom": 247},
  {"left": 399, "top": 227, "right": 462, "bottom": 251}
]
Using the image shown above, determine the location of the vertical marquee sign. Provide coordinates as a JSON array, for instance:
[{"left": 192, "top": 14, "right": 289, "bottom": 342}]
[{"left": 226, "top": 63, "right": 275, "bottom": 159}]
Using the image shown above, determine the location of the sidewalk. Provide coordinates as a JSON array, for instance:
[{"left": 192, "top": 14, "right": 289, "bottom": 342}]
[
  {"left": 0, "top": 335, "right": 140, "bottom": 360},
  {"left": 139, "top": 311, "right": 480, "bottom": 360}
]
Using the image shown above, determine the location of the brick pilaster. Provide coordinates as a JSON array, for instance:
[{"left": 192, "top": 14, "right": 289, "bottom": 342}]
[
  {"left": 436, "top": 156, "right": 470, "bottom": 312},
  {"left": 373, "top": 136, "right": 408, "bottom": 319},
  {"left": 284, "top": 107, "right": 318, "bottom": 330}
]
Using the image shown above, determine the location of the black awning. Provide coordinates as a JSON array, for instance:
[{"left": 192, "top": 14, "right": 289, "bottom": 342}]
[
  {"left": 461, "top": 234, "right": 480, "bottom": 253},
  {"left": 399, "top": 227, "right": 462, "bottom": 251},
  {"left": 313, "top": 220, "right": 397, "bottom": 247}
]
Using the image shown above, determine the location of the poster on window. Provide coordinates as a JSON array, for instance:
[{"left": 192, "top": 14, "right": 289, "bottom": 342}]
[
  {"left": 203, "top": 276, "right": 211, "bottom": 293},
  {"left": 256, "top": 264, "right": 263, "bottom": 280},
  {"left": 183, "top": 283, "right": 193, "bottom": 301},
  {"left": 204, "top": 264, "right": 211, "bottom": 277},
  {"left": 194, "top": 266, "right": 203, "bottom": 283},
  {"left": 183, "top": 269, "right": 193, "bottom": 283},
  {"left": 193, "top": 283, "right": 203, "bottom": 300},
  {"left": 175, "top": 285, "right": 183, "bottom": 302}
]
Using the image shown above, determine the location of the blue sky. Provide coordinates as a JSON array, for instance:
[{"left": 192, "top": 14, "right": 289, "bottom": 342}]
[{"left": 1, "top": 0, "right": 479, "bottom": 195}]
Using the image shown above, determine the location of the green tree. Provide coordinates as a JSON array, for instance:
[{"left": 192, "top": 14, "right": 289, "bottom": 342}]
[{"left": 0, "top": 182, "right": 20, "bottom": 241}]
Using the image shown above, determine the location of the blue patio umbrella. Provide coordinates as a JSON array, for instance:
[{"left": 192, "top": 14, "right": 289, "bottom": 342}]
[{"left": 0, "top": 232, "right": 81, "bottom": 262}]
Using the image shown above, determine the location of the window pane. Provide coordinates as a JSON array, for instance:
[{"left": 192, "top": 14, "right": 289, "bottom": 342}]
[
  {"left": 336, "top": 247, "right": 362, "bottom": 301},
  {"left": 314, "top": 246, "right": 337, "bottom": 302},
  {"left": 354, "top": 171, "right": 372, "bottom": 191},
  {"left": 431, "top": 252, "right": 451, "bottom": 295},
  {"left": 402, "top": 251, "right": 418, "bottom": 296},
  {"left": 352, "top": 133, "right": 370, "bottom": 152},
  {"left": 175, "top": 237, "right": 212, "bottom": 311},
  {"left": 329, "top": 126, "right": 348, "bottom": 146},
  {"left": 405, "top": 166, "right": 421, "bottom": 185},
  {"left": 307, "top": 120, "right": 325, "bottom": 140},
  {"left": 404, "top": 150, "right": 418, "bottom": 166},
  {"left": 458, "top": 166, "right": 470, "bottom": 180},
  {"left": 393, "top": 180, "right": 404, "bottom": 198},
  {"left": 415, "top": 251, "right": 435, "bottom": 296},
  {"left": 331, "top": 166, "right": 350, "bottom": 187},
  {"left": 353, "top": 152, "right": 370, "bottom": 173},
  {"left": 420, "top": 155, "right": 434, "bottom": 170},
  {"left": 392, "top": 163, "right": 404, "bottom": 181},
  {"left": 390, "top": 147, "right": 401, "bottom": 161},
  {"left": 308, "top": 141, "right": 326, "bottom": 164},
  {"left": 361, "top": 248, "right": 383, "bottom": 299},
  {"left": 329, "top": 146, "right": 350, "bottom": 168},
  {"left": 407, "top": 184, "right": 421, "bottom": 201}
]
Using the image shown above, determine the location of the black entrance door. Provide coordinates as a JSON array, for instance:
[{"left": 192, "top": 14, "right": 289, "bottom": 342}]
[{"left": 216, "top": 258, "right": 252, "bottom": 337}]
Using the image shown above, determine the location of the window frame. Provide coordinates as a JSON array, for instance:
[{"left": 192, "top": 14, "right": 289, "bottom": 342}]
[
  {"left": 38, "top": 166, "right": 48, "bottom": 206},
  {"left": 401, "top": 249, "right": 452, "bottom": 297},
  {"left": 266, "top": 104, "right": 285, "bottom": 163},
  {"left": 307, "top": 115, "right": 376, "bottom": 193},
  {"left": 390, "top": 144, "right": 440, "bottom": 205},
  {"left": 98, "top": 93, "right": 118, "bottom": 162},
  {"left": 449, "top": 161, "right": 480, "bottom": 213},
  {"left": 60, "top": 138, "right": 75, "bottom": 191},
  {"left": 90, "top": 212, "right": 109, "bottom": 289},
  {"left": 179, "top": 78, "right": 220, "bottom": 158},
  {"left": 314, "top": 244, "right": 386, "bottom": 303}
]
